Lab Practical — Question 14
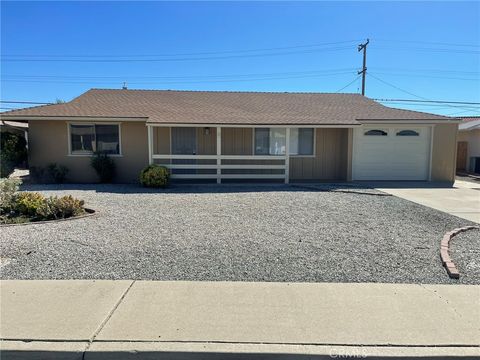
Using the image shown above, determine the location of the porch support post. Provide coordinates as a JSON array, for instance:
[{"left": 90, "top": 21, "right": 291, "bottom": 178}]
[
  {"left": 285, "top": 127, "right": 290, "bottom": 184},
  {"left": 147, "top": 125, "right": 153, "bottom": 165},
  {"left": 216, "top": 126, "right": 222, "bottom": 184}
]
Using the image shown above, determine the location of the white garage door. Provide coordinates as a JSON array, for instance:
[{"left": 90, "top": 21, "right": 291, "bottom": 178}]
[{"left": 352, "top": 126, "right": 431, "bottom": 180}]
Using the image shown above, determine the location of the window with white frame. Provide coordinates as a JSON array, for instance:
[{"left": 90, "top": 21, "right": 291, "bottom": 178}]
[
  {"left": 254, "top": 128, "right": 314, "bottom": 156},
  {"left": 254, "top": 128, "right": 286, "bottom": 155},
  {"left": 289, "top": 128, "right": 314, "bottom": 155},
  {"left": 70, "top": 124, "right": 120, "bottom": 155}
]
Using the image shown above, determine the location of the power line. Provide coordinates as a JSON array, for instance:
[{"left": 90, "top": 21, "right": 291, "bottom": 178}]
[
  {"left": 445, "top": 108, "right": 480, "bottom": 116},
  {"left": 370, "top": 72, "right": 478, "bottom": 81},
  {"left": 1, "top": 68, "right": 358, "bottom": 80},
  {"left": 368, "top": 73, "right": 429, "bottom": 100},
  {"left": 373, "top": 46, "right": 480, "bottom": 55},
  {"left": 0, "top": 100, "right": 53, "bottom": 104},
  {"left": 1, "top": 46, "right": 355, "bottom": 63},
  {"left": 374, "top": 39, "right": 480, "bottom": 48},
  {"left": 368, "top": 73, "right": 478, "bottom": 112},
  {"left": 335, "top": 75, "right": 362, "bottom": 93},
  {"left": 371, "top": 67, "right": 479, "bottom": 75},
  {"left": 3, "top": 67, "right": 475, "bottom": 80},
  {"left": 0, "top": 72, "right": 358, "bottom": 85},
  {"left": 1, "top": 40, "right": 361, "bottom": 58},
  {"left": 373, "top": 99, "right": 480, "bottom": 105},
  {"left": 376, "top": 102, "right": 480, "bottom": 109}
]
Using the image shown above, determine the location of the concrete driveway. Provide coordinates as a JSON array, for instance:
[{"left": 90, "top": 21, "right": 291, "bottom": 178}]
[{"left": 374, "top": 179, "right": 480, "bottom": 223}]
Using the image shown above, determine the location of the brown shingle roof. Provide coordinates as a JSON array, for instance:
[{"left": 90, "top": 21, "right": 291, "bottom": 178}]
[{"left": 0, "top": 89, "right": 453, "bottom": 125}]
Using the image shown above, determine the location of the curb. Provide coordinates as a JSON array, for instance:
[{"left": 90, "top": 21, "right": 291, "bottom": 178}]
[
  {"left": 440, "top": 225, "right": 479, "bottom": 279},
  {"left": 0, "top": 208, "right": 96, "bottom": 227},
  {"left": 2, "top": 341, "right": 480, "bottom": 360}
]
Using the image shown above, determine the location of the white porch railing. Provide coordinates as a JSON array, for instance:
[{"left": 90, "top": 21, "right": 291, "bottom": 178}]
[
  {"left": 151, "top": 154, "right": 287, "bottom": 182},
  {"left": 147, "top": 126, "right": 291, "bottom": 183}
]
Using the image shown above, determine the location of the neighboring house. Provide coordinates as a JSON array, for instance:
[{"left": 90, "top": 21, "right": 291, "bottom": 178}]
[
  {"left": 0, "top": 89, "right": 459, "bottom": 184},
  {"left": 0, "top": 120, "right": 28, "bottom": 139},
  {"left": 457, "top": 117, "right": 480, "bottom": 174}
]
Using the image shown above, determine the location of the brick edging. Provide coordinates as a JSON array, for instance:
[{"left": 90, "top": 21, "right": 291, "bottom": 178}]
[
  {"left": 0, "top": 208, "right": 96, "bottom": 227},
  {"left": 440, "top": 225, "right": 480, "bottom": 279}
]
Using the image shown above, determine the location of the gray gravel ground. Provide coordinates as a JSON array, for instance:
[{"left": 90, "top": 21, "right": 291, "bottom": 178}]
[
  {"left": 449, "top": 228, "right": 480, "bottom": 283},
  {"left": 0, "top": 183, "right": 477, "bottom": 284}
]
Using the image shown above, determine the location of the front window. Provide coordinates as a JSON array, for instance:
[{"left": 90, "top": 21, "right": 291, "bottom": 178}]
[
  {"left": 254, "top": 128, "right": 286, "bottom": 155},
  {"left": 289, "top": 128, "right": 314, "bottom": 155},
  {"left": 254, "top": 128, "right": 314, "bottom": 156},
  {"left": 70, "top": 124, "right": 120, "bottom": 155}
]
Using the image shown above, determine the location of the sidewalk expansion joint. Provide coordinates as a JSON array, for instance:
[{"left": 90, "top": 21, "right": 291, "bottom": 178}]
[
  {"left": 82, "top": 280, "right": 135, "bottom": 359},
  {"left": 418, "top": 284, "right": 464, "bottom": 320}
]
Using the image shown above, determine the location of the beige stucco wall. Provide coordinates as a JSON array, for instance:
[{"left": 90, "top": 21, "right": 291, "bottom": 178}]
[
  {"left": 28, "top": 120, "right": 149, "bottom": 183},
  {"left": 431, "top": 123, "right": 458, "bottom": 182},
  {"left": 29, "top": 122, "right": 455, "bottom": 183},
  {"left": 458, "top": 129, "right": 480, "bottom": 160}
]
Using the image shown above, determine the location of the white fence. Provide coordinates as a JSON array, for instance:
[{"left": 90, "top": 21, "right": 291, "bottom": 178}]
[{"left": 151, "top": 154, "right": 287, "bottom": 182}]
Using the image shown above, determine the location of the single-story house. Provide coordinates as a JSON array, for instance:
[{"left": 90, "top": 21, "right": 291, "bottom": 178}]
[
  {"left": 457, "top": 117, "right": 480, "bottom": 174},
  {"left": 0, "top": 89, "right": 460, "bottom": 184}
]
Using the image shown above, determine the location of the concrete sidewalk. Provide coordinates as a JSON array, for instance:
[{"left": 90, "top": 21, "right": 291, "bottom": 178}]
[
  {"left": 1, "top": 281, "right": 479, "bottom": 359},
  {"left": 374, "top": 180, "right": 480, "bottom": 223}
]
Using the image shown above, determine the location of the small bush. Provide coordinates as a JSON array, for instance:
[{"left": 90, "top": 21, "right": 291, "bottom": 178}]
[
  {"left": 47, "top": 163, "right": 69, "bottom": 183},
  {"left": 0, "top": 178, "right": 22, "bottom": 213},
  {"left": 0, "top": 177, "right": 86, "bottom": 223},
  {"left": 30, "top": 166, "right": 46, "bottom": 183},
  {"left": 90, "top": 152, "right": 116, "bottom": 183},
  {"left": 0, "top": 132, "right": 27, "bottom": 178},
  {"left": 36, "top": 195, "right": 85, "bottom": 220},
  {"left": 139, "top": 165, "right": 170, "bottom": 188},
  {"left": 1, "top": 157, "right": 15, "bottom": 179},
  {"left": 14, "top": 192, "right": 45, "bottom": 216}
]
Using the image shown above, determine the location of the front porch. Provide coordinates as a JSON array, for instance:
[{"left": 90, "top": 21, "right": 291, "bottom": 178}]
[{"left": 147, "top": 125, "right": 351, "bottom": 183}]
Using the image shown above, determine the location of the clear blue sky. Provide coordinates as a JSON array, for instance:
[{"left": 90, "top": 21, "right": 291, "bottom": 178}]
[{"left": 1, "top": 1, "right": 479, "bottom": 116}]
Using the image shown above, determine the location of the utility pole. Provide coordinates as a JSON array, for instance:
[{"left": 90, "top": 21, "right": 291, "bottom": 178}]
[{"left": 357, "top": 39, "right": 369, "bottom": 95}]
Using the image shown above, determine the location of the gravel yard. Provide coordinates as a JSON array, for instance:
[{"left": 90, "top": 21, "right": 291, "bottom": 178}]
[
  {"left": 449, "top": 228, "right": 480, "bottom": 283},
  {"left": 0, "top": 183, "right": 477, "bottom": 284}
]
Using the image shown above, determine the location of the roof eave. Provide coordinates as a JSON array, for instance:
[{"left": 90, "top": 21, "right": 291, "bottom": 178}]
[
  {"left": 357, "top": 118, "right": 460, "bottom": 124},
  {"left": 0, "top": 115, "right": 149, "bottom": 121}
]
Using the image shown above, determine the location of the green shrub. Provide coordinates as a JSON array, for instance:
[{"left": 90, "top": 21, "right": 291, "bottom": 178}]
[
  {"left": 14, "top": 192, "right": 45, "bottom": 216},
  {"left": 47, "top": 163, "right": 69, "bottom": 183},
  {"left": 30, "top": 166, "right": 46, "bottom": 183},
  {"left": 36, "top": 195, "right": 85, "bottom": 220},
  {"left": 0, "top": 178, "right": 21, "bottom": 213},
  {"left": 1, "top": 157, "right": 15, "bottom": 179},
  {"left": 90, "top": 152, "right": 116, "bottom": 183},
  {"left": 36, "top": 197, "right": 57, "bottom": 220},
  {"left": 139, "top": 165, "right": 170, "bottom": 188},
  {"left": 0, "top": 132, "right": 27, "bottom": 178}
]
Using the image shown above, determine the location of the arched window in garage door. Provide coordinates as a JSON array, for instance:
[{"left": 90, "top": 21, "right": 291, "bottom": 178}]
[
  {"left": 364, "top": 129, "right": 388, "bottom": 136},
  {"left": 396, "top": 129, "right": 420, "bottom": 136}
]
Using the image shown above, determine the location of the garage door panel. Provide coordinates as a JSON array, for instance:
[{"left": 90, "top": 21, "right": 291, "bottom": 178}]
[{"left": 353, "top": 126, "right": 431, "bottom": 181}]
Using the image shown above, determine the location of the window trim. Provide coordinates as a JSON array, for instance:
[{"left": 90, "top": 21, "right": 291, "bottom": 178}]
[
  {"left": 252, "top": 128, "right": 316, "bottom": 157},
  {"left": 67, "top": 122, "right": 123, "bottom": 157}
]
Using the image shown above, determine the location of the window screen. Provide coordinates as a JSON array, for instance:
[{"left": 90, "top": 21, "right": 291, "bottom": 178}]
[{"left": 70, "top": 124, "right": 120, "bottom": 155}]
